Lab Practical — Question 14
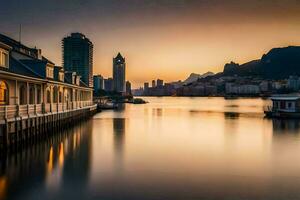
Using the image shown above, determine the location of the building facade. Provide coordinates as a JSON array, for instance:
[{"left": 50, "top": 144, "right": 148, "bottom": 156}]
[
  {"left": 157, "top": 79, "right": 164, "bottom": 88},
  {"left": 0, "top": 33, "right": 94, "bottom": 117},
  {"left": 152, "top": 80, "right": 156, "bottom": 88},
  {"left": 104, "top": 78, "right": 113, "bottom": 92},
  {"left": 62, "top": 33, "right": 93, "bottom": 87},
  {"left": 126, "top": 81, "right": 132, "bottom": 95},
  {"left": 113, "top": 53, "right": 126, "bottom": 93},
  {"left": 93, "top": 75, "right": 104, "bottom": 91}
]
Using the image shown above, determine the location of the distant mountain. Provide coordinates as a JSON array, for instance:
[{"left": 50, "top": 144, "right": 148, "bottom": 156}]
[
  {"left": 222, "top": 46, "right": 300, "bottom": 79},
  {"left": 184, "top": 72, "right": 214, "bottom": 84}
]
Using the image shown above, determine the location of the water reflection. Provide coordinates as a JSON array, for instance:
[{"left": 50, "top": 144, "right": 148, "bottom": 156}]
[
  {"left": 0, "top": 120, "right": 93, "bottom": 200},
  {"left": 224, "top": 112, "right": 240, "bottom": 119},
  {"left": 113, "top": 118, "right": 126, "bottom": 161},
  {"left": 272, "top": 119, "right": 300, "bottom": 134},
  {"left": 3, "top": 97, "right": 300, "bottom": 200}
]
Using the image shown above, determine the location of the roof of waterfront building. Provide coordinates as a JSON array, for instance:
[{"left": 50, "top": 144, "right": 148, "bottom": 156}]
[
  {"left": 0, "top": 33, "right": 92, "bottom": 88},
  {"left": 271, "top": 95, "right": 300, "bottom": 101},
  {"left": 9, "top": 57, "right": 43, "bottom": 78}
]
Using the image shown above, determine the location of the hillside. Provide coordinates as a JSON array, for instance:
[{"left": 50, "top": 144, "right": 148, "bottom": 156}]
[{"left": 222, "top": 46, "right": 300, "bottom": 79}]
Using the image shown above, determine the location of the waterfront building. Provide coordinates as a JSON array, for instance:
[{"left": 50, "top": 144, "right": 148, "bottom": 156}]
[
  {"left": 0, "top": 33, "right": 95, "bottom": 147},
  {"left": 104, "top": 78, "right": 113, "bottom": 92},
  {"left": 62, "top": 33, "right": 93, "bottom": 87},
  {"left": 226, "top": 83, "right": 260, "bottom": 95},
  {"left": 93, "top": 75, "right": 104, "bottom": 91},
  {"left": 287, "top": 76, "right": 300, "bottom": 91},
  {"left": 259, "top": 81, "right": 270, "bottom": 93},
  {"left": 126, "top": 81, "right": 132, "bottom": 95},
  {"left": 113, "top": 53, "right": 126, "bottom": 93},
  {"left": 152, "top": 80, "right": 156, "bottom": 88},
  {"left": 131, "top": 87, "right": 144, "bottom": 96},
  {"left": 144, "top": 82, "right": 149, "bottom": 91},
  {"left": 157, "top": 79, "right": 164, "bottom": 88},
  {"left": 265, "top": 96, "right": 300, "bottom": 118}
]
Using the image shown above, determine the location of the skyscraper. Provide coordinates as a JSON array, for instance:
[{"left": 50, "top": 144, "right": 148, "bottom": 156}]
[
  {"left": 113, "top": 53, "right": 126, "bottom": 93},
  {"left": 157, "top": 79, "right": 164, "bottom": 88},
  {"left": 62, "top": 33, "right": 93, "bottom": 87},
  {"left": 152, "top": 80, "right": 156, "bottom": 88},
  {"left": 126, "top": 81, "right": 132, "bottom": 95},
  {"left": 104, "top": 78, "right": 113, "bottom": 92}
]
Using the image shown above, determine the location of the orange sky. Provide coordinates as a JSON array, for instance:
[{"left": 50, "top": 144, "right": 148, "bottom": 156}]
[{"left": 1, "top": 0, "right": 300, "bottom": 88}]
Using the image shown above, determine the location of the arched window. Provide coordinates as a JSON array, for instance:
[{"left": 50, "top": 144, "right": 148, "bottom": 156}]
[
  {"left": 0, "top": 81, "right": 8, "bottom": 105},
  {"left": 59, "top": 91, "right": 62, "bottom": 103},
  {"left": 53, "top": 86, "right": 58, "bottom": 103},
  {"left": 19, "top": 85, "right": 27, "bottom": 105},
  {"left": 29, "top": 85, "right": 35, "bottom": 104},
  {"left": 46, "top": 89, "right": 51, "bottom": 103},
  {"left": 36, "top": 85, "right": 41, "bottom": 104}
]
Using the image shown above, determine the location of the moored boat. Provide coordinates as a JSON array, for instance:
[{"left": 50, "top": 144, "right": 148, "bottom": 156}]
[{"left": 264, "top": 95, "right": 300, "bottom": 118}]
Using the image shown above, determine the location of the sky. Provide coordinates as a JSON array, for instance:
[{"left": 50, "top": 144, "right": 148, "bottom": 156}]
[{"left": 1, "top": 0, "right": 300, "bottom": 87}]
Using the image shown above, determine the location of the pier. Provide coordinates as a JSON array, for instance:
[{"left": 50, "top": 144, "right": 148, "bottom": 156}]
[{"left": 0, "top": 102, "right": 96, "bottom": 149}]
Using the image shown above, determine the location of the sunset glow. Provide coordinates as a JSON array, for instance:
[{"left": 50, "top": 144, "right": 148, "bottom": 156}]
[{"left": 1, "top": 0, "right": 300, "bottom": 87}]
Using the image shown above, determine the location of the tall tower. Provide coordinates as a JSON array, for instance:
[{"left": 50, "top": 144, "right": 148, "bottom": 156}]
[
  {"left": 113, "top": 53, "right": 126, "bottom": 93},
  {"left": 62, "top": 33, "right": 93, "bottom": 87}
]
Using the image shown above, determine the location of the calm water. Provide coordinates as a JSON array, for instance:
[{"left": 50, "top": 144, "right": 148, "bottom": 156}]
[{"left": 2, "top": 97, "right": 300, "bottom": 200}]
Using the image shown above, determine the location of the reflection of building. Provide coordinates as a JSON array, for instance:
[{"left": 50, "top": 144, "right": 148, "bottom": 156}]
[
  {"left": 113, "top": 53, "right": 126, "bottom": 93},
  {"left": 1, "top": 120, "right": 93, "bottom": 200},
  {"left": 272, "top": 119, "right": 300, "bottom": 134},
  {"left": 113, "top": 118, "right": 126, "bottom": 168},
  {"left": 62, "top": 33, "right": 93, "bottom": 87}
]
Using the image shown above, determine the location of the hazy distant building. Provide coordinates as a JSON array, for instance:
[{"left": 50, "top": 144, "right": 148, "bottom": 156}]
[
  {"left": 259, "top": 81, "right": 270, "bottom": 92},
  {"left": 104, "top": 78, "right": 113, "bottom": 91},
  {"left": 113, "top": 53, "right": 126, "bottom": 93},
  {"left": 126, "top": 81, "right": 132, "bottom": 95},
  {"left": 62, "top": 33, "right": 93, "bottom": 87},
  {"left": 287, "top": 76, "right": 300, "bottom": 91},
  {"left": 157, "top": 79, "right": 164, "bottom": 88},
  {"left": 152, "top": 80, "right": 156, "bottom": 88},
  {"left": 144, "top": 82, "right": 149, "bottom": 91},
  {"left": 93, "top": 75, "right": 104, "bottom": 91}
]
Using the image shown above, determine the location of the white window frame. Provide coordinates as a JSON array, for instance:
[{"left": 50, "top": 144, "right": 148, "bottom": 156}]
[
  {"left": 46, "top": 66, "right": 54, "bottom": 78},
  {"left": 0, "top": 48, "right": 9, "bottom": 68}
]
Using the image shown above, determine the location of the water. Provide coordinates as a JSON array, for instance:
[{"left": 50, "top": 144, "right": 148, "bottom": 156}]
[{"left": 2, "top": 97, "right": 300, "bottom": 200}]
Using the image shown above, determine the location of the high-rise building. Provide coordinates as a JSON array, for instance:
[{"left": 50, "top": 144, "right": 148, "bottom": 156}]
[
  {"left": 144, "top": 82, "right": 149, "bottom": 91},
  {"left": 93, "top": 75, "right": 104, "bottom": 91},
  {"left": 157, "top": 79, "right": 164, "bottom": 88},
  {"left": 62, "top": 33, "right": 93, "bottom": 87},
  {"left": 104, "top": 78, "right": 113, "bottom": 91},
  {"left": 152, "top": 80, "right": 156, "bottom": 88},
  {"left": 113, "top": 53, "right": 126, "bottom": 93},
  {"left": 126, "top": 81, "right": 132, "bottom": 95}
]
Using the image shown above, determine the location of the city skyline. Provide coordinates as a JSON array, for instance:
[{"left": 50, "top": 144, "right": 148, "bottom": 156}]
[{"left": 1, "top": 0, "right": 300, "bottom": 87}]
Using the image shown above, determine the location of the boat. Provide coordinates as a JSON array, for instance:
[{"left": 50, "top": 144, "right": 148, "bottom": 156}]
[
  {"left": 132, "top": 98, "right": 147, "bottom": 104},
  {"left": 264, "top": 95, "right": 300, "bottom": 118}
]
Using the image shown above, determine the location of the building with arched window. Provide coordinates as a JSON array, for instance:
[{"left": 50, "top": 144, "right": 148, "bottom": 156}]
[
  {"left": 0, "top": 81, "right": 8, "bottom": 105},
  {"left": 0, "top": 33, "right": 94, "bottom": 121}
]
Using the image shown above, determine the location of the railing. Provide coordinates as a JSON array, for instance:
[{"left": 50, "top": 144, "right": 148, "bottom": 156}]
[
  {"left": 263, "top": 106, "right": 300, "bottom": 113},
  {"left": 0, "top": 101, "right": 94, "bottom": 121},
  {"left": 263, "top": 106, "right": 273, "bottom": 112}
]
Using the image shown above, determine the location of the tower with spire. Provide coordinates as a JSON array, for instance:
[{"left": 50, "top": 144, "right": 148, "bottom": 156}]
[{"left": 113, "top": 52, "right": 126, "bottom": 93}]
